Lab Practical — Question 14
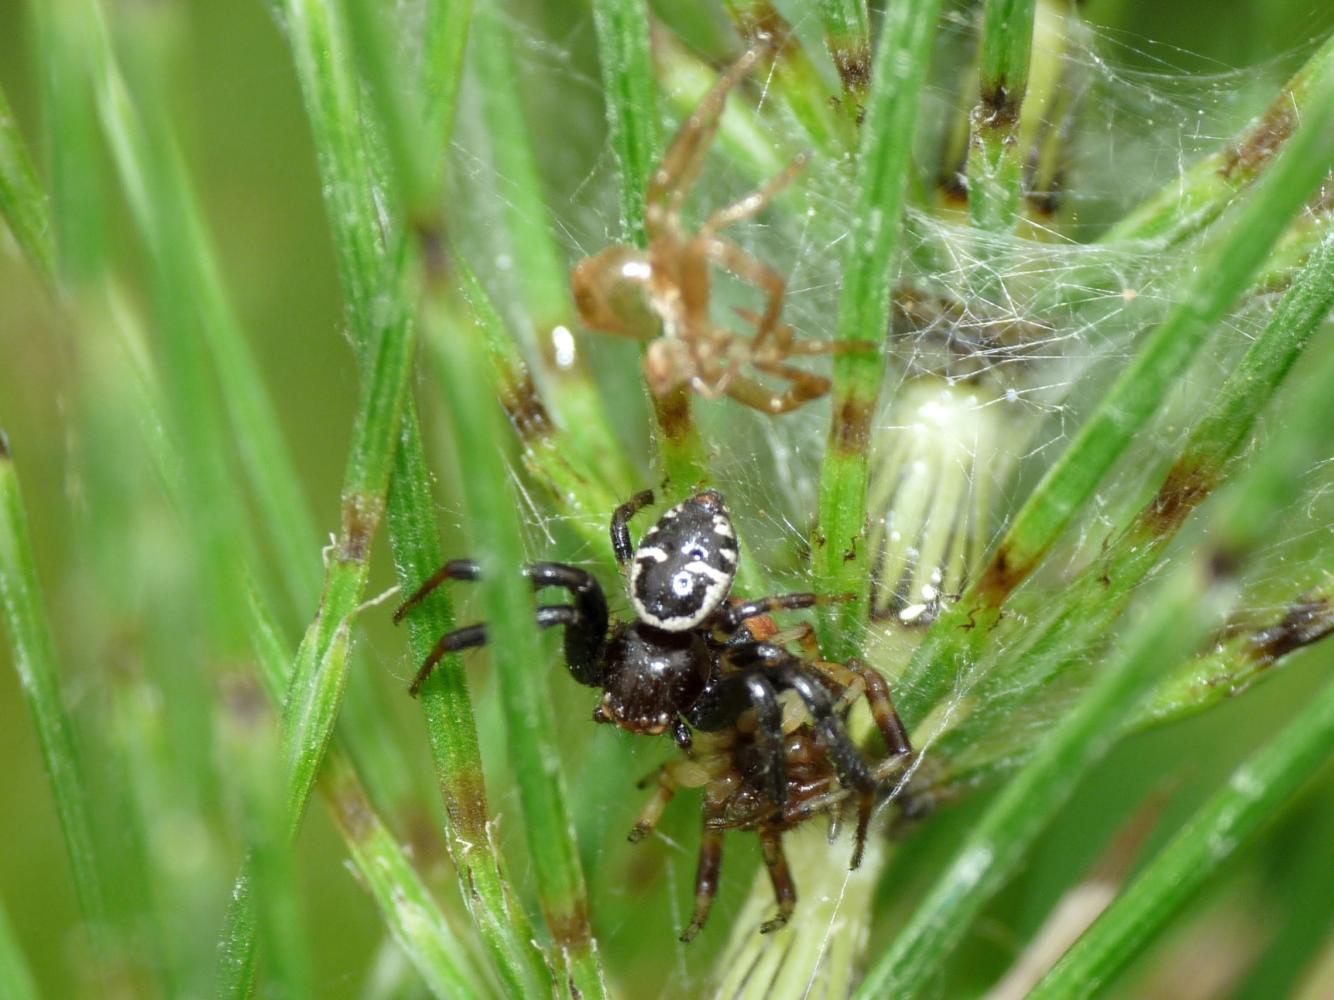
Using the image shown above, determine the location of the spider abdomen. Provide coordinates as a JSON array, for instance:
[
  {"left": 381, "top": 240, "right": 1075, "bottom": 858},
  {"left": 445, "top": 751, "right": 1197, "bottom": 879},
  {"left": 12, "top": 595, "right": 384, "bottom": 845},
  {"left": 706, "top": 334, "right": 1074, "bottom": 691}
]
[{"left": 597, "top": 622, "right": 710, "bottom": 734}]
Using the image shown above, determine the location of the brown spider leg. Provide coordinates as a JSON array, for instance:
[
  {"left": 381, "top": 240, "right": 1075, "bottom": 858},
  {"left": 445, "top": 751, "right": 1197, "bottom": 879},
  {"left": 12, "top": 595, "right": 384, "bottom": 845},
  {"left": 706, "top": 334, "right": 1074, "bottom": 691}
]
[
  {"left": 648, "top": 47, "right": 765, "bottom": 220},
  {"left": 758, "top": 828, "right": 797, "bottom": 933},
  {"left": 696, "top": 151, "right": 810, "bottom": 357},
  {"left": 629, "top": 766, "right": 679, "bottom": 842},
  {"left": 719, "top": 591, "right": 853, "bottom": 634},
  {"left": 680, "top": 825, "right": 726, "bottom": 942},
  {"left": 722, "top": 366, "right": 830, "bottom": 414},
  {"left": 732, "top": 307, "right": 878, "bottom": 358},
  {"left": 700, "top": 236, "right": 789, "bottom": 364},
  {"left": 808, "top": 657, "right": 914, "bottom": 868},
  {"left": 827, "top": 658, "right": 914, "bottom": 759}
]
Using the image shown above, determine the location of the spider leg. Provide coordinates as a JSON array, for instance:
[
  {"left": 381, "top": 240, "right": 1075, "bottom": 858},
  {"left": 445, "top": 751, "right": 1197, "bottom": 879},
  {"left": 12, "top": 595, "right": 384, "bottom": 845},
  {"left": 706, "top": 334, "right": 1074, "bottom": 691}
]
[
  {"left": 686, "top": 674, "right": 788, "bottom": 815},
  {"left": 629, "top": 765, "right": 679, "bottom": 843},
  {"left": 758, "top": 828, "right": 796, "bottom": 933},
  {"left": 700, "top": 235, "right": 787, "bottom": 356},
  {"left": 733, "top": 307, "right": 879, "bottom": 359},
  {"left": 648, "top": 47, "right": 765, "bottom": 221},
  {"left": 611, "top": 489, "right": 655, "bottom": 565},
  {"left": 397, "top": 561, "right": 609, "bottom": 694},
  {"left": 393, "top": 558, "right": 481, "bottom": 623},
  {"left": 699, "top": 152, "right": 809, "bottom": 237},
  {"left": 836, "top": 658, "right": 914, "bottom": 759},
  {"left": 408, "top": 605, "right": 588, "bottom": 697},
  {"left": 718, "top": 591, "right": 851, "bottom": 634},
  {"left": 727, "top": 643, "right": 880, "bottom": 794},
  {"left": 680, "top": 826, "right": 725, "bottom": 942}
]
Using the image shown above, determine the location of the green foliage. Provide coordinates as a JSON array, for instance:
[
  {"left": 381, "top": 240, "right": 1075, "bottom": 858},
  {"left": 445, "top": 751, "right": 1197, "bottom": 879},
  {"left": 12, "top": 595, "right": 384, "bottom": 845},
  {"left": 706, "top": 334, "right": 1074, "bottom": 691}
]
[{"left": 1, "top": 1, "right": 1333, "bottom": 997}]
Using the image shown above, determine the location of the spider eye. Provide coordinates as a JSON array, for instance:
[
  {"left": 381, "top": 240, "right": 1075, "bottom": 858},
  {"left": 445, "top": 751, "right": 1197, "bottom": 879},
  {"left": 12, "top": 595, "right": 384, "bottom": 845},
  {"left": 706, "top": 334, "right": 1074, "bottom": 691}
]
[
  {"left": 687, "top": 546, "right": 707, "bottom": 561},
  {"left": 672, "top": 571, "right": 694, "bottom": 596}
]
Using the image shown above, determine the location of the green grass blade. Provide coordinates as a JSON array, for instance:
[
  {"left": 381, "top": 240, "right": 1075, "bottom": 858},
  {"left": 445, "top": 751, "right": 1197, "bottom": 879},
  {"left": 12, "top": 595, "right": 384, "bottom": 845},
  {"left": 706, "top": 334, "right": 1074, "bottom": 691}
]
[
  {"left": 338, "top": 3, "right": 572, "bottom": 993},
  {"left": 29, "top": 0, "right": 107, "bottom": 285},
  {"left": 425, "top": 276, "right": 607, "bottom": 999},
  {"left": 0, "top": 84, "right": 57, "bottom": 286},
  {"left": 589, "top": 0, "right": 660, "bottom": 249},
  {"left": 1105, "top": 32, "right": 1334, "bottom": 247},
  {"left": 78, "top": 0, "right": 320, "bottom": 626},
  {"left": 0, "top": 436, "right": 110, "bottom": 952},
  {"left": 220, "top": 678, "right": 313, "bottom": 1000},
  {"left": 856, "top": 301, "right": 1334, "bottom": 1000},
  {"left": 1029, "top": 671, "right": 1334, "bottom": 998},
  {"left": 247, "top": 593, "right": 488, "bottom": 999},
  {"left": 968, "top": 0, "right": 1038, "bottom": 233},
  {"left": 814, "top": 0, "right": 944, "bottom": 660},
  {"left": 471, "top": 4, "right": 636, "bottom": 496},
  {"left": 896, "top": 69, "right": 1334, "bottom": 725},
  {"left": 590, "top": 0, "right": 710, "bottom": 490},
  {"left": 817, "top": 0, "right": 871, "bottom": 107},
  {"left": 723, "top": 1, "right": 845, "bottom": 154},
  {"left": 0, "top": 899, "right": 37, "bottom": 1000},
  {"left": 920, "top": 230, "right": 1334, "bottom": 776}
]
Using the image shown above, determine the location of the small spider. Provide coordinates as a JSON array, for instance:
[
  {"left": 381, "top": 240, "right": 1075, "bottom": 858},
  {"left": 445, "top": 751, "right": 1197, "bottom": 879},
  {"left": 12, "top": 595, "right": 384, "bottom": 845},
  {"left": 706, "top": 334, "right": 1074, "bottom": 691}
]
[
  {"left": 571, "top": 47, "right": 876, "bottom": 415},
  {"left": 396, "top": 488, "right": 914, "bottom": 940}
]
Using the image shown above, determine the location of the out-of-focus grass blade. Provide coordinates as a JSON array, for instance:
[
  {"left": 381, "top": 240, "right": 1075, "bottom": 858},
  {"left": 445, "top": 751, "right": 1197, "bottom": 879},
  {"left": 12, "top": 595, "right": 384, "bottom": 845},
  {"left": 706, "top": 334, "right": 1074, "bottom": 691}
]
[
  {"left": 0, "top": 899, "right": 37, "bottom": 1000},
  {"left": 0, "top": 84, "right": 57, "bottom": 285},
  {"left": 1029, "top": 670, "right": 1334, "bottom": 998},
  {"left": 0, "top": 436, "right": 109, "bottom": 959}
]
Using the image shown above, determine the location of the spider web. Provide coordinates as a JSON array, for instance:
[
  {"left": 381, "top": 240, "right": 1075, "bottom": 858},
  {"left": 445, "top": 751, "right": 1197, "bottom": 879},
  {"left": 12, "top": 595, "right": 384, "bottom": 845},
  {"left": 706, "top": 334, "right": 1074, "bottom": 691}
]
[{"left": 434, "top": 4, "right": 1334, "bottom": 996}]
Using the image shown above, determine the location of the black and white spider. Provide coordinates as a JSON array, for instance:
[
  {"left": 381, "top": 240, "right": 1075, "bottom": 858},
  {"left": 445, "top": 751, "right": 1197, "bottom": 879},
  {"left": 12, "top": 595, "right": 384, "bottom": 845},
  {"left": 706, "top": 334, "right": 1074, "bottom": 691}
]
[{"left": 395, "top": 488, "right": 914, "bottom": 939}]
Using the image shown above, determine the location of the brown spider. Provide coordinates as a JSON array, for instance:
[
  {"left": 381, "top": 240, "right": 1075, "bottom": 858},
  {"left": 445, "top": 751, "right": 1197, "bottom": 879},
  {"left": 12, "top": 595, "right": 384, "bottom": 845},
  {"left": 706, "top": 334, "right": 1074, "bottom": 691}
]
[{"left": 572, "top": 47, "right": 876, "bottom": 415}]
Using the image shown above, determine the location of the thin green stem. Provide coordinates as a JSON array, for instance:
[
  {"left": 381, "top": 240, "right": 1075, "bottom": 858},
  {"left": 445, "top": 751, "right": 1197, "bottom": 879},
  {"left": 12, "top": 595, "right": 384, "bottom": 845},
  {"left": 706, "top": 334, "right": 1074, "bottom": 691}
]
[
  {"left": 472, "top": 5, "right": 636, "bottom": 497},
  {"left": 968, "top": 0, "right": 1038, "bottom": 233},
  {"left": 0, "top": 84, "right": 57, "bottom": 286},
  {"left": 0, "top": 899, "right": 37, "bottom": 1000},
  {"left": 247, "top": 593, "right": 488, "bottom": 999},
  {"left": 426, "top": 281, "right": 607, "bottom": 1000},
  {"left": 896, "top": 72, "right": 1334, "bottom": 727},
  {"left": 1029, "top": 670, "right": 1334, "bottom": 998},
  {"left": 220, "top": 678, "right": 313, "bottom": 1000},
  {"left": 723, "top": 1, "right": 846, "bottom": 154},
  {"left": 814, "top": 0, "right": 944, "bottom": 661},
  {"left": 0, "top": 436, "right": 109, "bottom": 958},
  {"left": 817, "top": 0, "right": 871, "bottom": 109},
  {"left": 591, "top": 0, "right": 711, "bottom": 490},
  {"left": 340, "top": 2, "right": 566, "bottom": 993},
  {"left": 923, "top": 230, "right": 1334, "bottom": 774},
  {"left": 590, "top": 0, "right": 660, "bottom": 249},
  {"left": 1029, "top": 31, "right": 1334, "bottom": 314},
  {"left": 30, "top": 0, "right": 106, "bottom": 286}
]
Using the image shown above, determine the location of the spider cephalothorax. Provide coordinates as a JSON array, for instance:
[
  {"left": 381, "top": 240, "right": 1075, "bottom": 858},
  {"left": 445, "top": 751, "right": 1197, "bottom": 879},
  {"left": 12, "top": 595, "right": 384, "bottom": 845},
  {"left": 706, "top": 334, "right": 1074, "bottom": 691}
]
[{"left": 395, "top": 488, "right": 914, "bottom": 939}]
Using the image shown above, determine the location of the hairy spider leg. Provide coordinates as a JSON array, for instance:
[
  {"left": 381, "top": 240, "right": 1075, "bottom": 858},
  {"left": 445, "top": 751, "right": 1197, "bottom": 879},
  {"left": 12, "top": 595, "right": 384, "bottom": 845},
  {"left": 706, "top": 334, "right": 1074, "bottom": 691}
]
[
  {"left": 688, "top": 673, "right": 789, "bottom": 815},
  {"left": 717, "top": 591, "right": 853, "bottom": 634},
  {"left": 680, "top": 826, "right": 726, "bottom": 942},
  {"left": 611, "top": 489, "right": 655, "bottom": 565},
  {"left": 647, "top": 46, "right": 765, "bottom": 219},
  {"left": 395, "top": 560, "right": 609, "bottom": 695},
  {"left": 757, "top": 828, "right": 797, "bottom": 934},
  {"left": 726, "top": 643, "right": 882, "bottom": 796},
  {"left": 695, "top": 151, "right": 810, "bottom": 364}
]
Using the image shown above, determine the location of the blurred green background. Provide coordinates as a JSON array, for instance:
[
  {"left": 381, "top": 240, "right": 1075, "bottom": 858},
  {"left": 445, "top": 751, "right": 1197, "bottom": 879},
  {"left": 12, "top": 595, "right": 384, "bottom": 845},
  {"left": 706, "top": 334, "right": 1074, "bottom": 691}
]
[{"left": 2, "top": 1, "right": 1333, "bottom": 996}]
